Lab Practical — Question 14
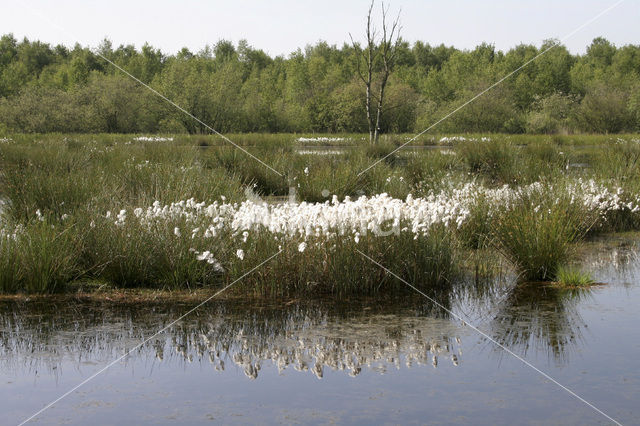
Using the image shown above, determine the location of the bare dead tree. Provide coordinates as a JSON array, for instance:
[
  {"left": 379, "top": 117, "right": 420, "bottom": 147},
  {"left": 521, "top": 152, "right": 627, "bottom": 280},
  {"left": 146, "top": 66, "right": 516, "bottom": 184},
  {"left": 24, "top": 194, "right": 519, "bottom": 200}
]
[{"left": 350, "top": 1, "right": 401, "bottom": 144}]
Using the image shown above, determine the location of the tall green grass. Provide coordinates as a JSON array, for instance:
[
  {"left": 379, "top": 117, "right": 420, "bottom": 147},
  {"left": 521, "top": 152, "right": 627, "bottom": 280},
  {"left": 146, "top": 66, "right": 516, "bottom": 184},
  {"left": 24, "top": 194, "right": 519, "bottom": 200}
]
[
  {"left": 457, "top": 139, "right": 519, "bottom": 184},
  {"left": 79, "top": 214, "right": 229, "bottom": 289},
  {"left": 2, "top": 133, "right": 640, "bottom": 294},
  {"left": 555, "top": 265, "right": 594, "bottom": 287},
  {"left": 490, "top": 188, "right": 596, "bottom": 281},
  {"left": 228, "top": 223, "right": 458, "bottom": 297},
  {"left": 0, "top": 220, "right": 81, "bottom": 293}
]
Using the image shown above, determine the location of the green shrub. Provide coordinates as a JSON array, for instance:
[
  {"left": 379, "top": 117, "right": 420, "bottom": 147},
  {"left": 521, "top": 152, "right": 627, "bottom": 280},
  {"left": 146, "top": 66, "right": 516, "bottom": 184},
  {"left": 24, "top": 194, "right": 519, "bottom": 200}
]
[
  {"left": 525, "top": 92, "right": 577, "bottom": 134},
  {"left": 572, "top": 84, "right": 634, "bottom": 133}
]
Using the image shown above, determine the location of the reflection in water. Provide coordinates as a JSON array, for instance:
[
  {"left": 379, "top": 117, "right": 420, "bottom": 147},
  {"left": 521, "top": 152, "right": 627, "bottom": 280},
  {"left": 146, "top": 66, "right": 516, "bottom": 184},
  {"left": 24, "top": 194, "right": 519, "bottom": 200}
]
[
  {"left": 580, "top": 235, "right": 640, "bottom": 283},
  {"left": 0, "top": 300, "right": 465, "bottom": 380},
  {"left": 479, "top": 233, "right": 640, "bottom": 364},
  {"left": 489, "top": 283, "right": 590, "bottom": 363},
  {"left": 470, "top": 237, "right": 640, "bottom": 364},
  {"left": 2, "top": 236, "right": 640, "bottom": 425},
  {"left": 0, "top": 273, "right": 601, "bottom": 382},
  {"left": 2, "top": 236, "right": 637, "bottom": 384}
]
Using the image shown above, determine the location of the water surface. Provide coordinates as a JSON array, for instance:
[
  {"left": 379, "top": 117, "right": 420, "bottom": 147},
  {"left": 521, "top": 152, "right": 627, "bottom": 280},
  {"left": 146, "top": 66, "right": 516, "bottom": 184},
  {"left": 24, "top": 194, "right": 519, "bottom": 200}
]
[{"left": 2, "top": 235, "right": 639, "bottom": 425}]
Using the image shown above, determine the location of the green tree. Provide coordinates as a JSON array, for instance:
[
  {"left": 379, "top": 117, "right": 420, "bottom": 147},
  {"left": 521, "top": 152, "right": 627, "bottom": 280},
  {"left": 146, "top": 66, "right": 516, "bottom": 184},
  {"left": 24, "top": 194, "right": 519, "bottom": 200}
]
[
  {"left": 574, "top": 83, "right": 633, "bottom": 133},
  {"left": 525, "top": 92, "right": 578, "bottom": 134}
]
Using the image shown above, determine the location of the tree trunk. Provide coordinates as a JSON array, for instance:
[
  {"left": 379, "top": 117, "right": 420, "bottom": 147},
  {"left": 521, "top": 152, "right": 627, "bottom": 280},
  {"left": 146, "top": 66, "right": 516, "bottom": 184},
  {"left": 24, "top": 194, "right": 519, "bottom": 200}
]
[
  {"left": 351, "top": 1, "right": 400, "bottom": 144},
  {"left": 366, "top": 83, "right": 374, "bottom": 143}
]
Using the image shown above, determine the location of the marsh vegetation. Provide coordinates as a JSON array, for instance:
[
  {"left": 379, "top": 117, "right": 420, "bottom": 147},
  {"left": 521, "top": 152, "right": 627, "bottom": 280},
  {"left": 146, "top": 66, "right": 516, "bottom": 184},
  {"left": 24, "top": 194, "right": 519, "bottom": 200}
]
[{"left": 1, "top": 133, "right": 640, "bottom": 294}]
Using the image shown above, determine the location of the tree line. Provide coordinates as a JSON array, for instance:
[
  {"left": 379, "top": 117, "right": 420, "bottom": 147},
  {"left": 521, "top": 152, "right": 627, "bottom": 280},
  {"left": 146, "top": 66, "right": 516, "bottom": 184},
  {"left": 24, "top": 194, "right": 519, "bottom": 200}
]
[{"left": 0, "top": 33, "right": 638, "bottom": 134}]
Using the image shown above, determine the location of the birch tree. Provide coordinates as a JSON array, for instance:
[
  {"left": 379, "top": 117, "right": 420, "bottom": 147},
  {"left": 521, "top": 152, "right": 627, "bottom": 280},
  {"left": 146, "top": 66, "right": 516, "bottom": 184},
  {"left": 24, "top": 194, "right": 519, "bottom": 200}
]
[{"left": 350, "top": 1, "right": 401, "bottom": 143}]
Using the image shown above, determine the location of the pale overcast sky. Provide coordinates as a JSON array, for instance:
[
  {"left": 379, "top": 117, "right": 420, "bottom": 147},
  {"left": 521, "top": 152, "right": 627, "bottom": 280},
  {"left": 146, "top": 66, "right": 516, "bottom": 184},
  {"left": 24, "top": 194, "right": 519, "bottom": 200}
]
[{"left": 2, "top": 0, "right": 639, "bottom": 55}]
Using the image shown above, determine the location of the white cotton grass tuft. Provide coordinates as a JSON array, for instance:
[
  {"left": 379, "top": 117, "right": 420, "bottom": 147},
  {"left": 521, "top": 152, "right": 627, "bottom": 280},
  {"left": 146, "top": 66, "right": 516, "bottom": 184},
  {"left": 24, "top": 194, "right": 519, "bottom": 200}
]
[
  {"left": 194, "top": 250, "right": 224, "bottom": 272},
  {"left": 133, "top": 136, "right": 174, "bottom": 142},
  {"left": 296, "top": 137, "right": 349, "bottom": 143},
  {"left": 0, "top": 224, "right": 23, "bottom": 241},
  {"left": 102, "top": 179, "right": 640, "bottom": 255},
  {"left": 438, "top": 136, "right": 491, "bottom": 143},
  {"left": 115, "top": 209, "right": 127, "bottom": 226},
  {"left": 196, "top": 250, "right": 211, "bottom": 261}
]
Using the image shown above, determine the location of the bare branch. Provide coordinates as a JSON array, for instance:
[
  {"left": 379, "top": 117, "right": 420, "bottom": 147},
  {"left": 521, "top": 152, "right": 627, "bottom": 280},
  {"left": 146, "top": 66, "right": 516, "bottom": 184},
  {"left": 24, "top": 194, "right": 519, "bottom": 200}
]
[
  {"left": 352, "top": 0, "right": 401, "bottom": 143},
  {"left": 348, "top": 33, "right": 367, "bottom": 84}
]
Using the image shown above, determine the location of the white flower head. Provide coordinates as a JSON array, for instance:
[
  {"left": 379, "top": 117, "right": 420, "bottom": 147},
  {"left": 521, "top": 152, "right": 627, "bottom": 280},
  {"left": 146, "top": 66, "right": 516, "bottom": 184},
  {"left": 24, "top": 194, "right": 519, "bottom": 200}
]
[
  {"left": 298, "top": 242, "right": 307, "bottom": 253},
  {"left": 210, "top": 259, "right": 224, "bottom": 272},
  {"left": 236, "top": 249, "right": 245, "bottom": 260},
  {"left": 115, "top": 209, "right": 127, "bottom": 226},
  {"left": 196, "top": 250, "right": 211, "bottom": 261}
]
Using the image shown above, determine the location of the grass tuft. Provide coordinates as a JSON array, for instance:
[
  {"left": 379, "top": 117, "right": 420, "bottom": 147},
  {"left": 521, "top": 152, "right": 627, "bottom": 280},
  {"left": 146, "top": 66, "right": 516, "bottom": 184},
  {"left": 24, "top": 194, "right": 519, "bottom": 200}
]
[
  {"left": 554, "top": 265, "right": 595, "bottom": 287},
  {"left": 491, "top": 185, "right": 596, "bottom": 281}
]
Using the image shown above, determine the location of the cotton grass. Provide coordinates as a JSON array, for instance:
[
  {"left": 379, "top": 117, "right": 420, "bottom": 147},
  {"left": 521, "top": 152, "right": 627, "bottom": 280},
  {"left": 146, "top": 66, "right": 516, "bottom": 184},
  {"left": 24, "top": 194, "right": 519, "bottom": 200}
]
[{"left": 3, "top": 134, "right": 640, "bottom": 294}]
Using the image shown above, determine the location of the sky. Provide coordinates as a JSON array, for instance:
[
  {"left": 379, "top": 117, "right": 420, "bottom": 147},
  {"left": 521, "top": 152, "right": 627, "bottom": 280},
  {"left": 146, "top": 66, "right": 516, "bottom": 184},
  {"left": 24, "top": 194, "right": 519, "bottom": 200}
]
[{"left": 2, "top": 0, "right": 639, "bottom": 56}]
